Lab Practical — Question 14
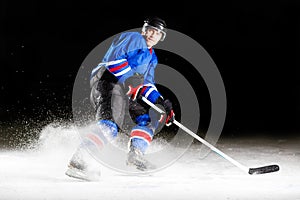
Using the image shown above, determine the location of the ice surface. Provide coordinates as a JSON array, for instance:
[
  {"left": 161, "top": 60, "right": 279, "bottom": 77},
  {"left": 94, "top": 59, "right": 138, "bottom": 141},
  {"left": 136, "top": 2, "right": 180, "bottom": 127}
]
[{"left": 0, "top": 122, "right": 299, "bottom": 200}]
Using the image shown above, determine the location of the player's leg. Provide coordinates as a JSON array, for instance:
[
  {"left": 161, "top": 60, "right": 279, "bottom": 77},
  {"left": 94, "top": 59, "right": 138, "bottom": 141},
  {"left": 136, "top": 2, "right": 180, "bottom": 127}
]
[
  {"left": 66, "top": 70, "right": 121, "bottom": 180},
  {"left": 126, "top": 100, "right": 156, "bottom": 170}
]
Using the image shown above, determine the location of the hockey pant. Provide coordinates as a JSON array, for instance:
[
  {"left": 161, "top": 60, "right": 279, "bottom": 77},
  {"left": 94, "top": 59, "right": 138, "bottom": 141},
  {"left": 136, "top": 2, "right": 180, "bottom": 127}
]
[{"left": 90, "top": 69, "right": 161, "bottom": 153}]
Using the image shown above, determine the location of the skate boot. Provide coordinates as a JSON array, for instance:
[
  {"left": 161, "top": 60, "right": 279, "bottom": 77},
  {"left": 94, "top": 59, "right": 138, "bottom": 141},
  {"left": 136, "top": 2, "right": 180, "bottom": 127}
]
[
  {"left": 126, "top": 145, "right": 156, "bottom": 171},
  {"left": 65, "top": 147, "right": 101, "bottom": 181}
]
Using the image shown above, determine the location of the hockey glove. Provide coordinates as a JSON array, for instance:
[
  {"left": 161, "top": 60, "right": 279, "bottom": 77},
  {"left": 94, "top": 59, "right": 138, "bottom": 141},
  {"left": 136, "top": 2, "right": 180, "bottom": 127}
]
[
  {"left": 124, "top": 73, "right": 144, "bottom": 101},
  {"left": 156, "top": 97, "right": 175, "bottom": 126}
]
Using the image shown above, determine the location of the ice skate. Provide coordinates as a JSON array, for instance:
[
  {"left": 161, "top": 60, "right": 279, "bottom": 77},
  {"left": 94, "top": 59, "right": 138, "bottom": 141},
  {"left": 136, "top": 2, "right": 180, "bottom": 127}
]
[
  {"left": 65, "top": 147, "right": 101, "bottom": 181},
  {"left": 65, "top": 161, "right": 101, "bottom": 182},
  {"left": 126, "top": 145, "right": 156, "bottom": 171}
]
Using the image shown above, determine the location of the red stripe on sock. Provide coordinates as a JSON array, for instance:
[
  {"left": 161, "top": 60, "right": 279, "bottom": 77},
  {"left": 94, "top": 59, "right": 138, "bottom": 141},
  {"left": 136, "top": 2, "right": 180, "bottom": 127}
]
[
  {"left": 87, "top": 133, "right": 104, "bottom": 149},
  {"left": 130, "top": 130, "right": 152, "bottom": 143}
]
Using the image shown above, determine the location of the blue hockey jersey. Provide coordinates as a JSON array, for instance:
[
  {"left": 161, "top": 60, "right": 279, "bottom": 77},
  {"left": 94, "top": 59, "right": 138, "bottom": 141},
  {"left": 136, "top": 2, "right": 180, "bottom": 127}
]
[{"left": 91, "top": 32, "right": 162, "bottom": 103}]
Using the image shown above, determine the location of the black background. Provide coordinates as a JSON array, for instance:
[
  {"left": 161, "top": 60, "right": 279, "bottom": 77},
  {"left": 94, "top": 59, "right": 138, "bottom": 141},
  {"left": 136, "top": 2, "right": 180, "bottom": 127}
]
[{"left": 1, "top": 0, "right": 299, "bottom": 142}]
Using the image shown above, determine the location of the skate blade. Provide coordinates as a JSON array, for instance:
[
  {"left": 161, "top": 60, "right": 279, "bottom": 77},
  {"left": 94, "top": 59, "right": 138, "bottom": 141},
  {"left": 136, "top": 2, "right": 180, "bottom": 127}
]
[
  {"left": 65, "top": 167, "right": 101, "bottom": 182},
  {"left": 126, "top": 160, "right": 156, "bottom": 171}
]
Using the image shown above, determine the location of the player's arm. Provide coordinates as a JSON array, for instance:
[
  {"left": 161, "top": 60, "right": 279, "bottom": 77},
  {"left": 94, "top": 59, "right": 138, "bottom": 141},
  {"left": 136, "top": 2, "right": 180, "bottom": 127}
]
[
  {"left": 102, "top": 33, "right": 148, "bottom": 84},
  {"left": 141, "top": 62, "right": 175, "bottom": 126}
]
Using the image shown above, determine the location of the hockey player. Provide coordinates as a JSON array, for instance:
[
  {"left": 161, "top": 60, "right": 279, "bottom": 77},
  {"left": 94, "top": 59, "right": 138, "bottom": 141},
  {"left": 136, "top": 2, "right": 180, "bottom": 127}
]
[{"left": 65, "top": 16, "right": 175, "bottom": 181}]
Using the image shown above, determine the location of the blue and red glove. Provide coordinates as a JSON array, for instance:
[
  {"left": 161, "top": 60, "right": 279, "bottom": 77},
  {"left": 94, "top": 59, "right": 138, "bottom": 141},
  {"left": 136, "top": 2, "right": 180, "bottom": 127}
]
[
  {"left": 124, "top": 73, "right": 144, "bottom": 101},
  {"left": 156, "top": 97, "right": 175, "bottom": 126}
]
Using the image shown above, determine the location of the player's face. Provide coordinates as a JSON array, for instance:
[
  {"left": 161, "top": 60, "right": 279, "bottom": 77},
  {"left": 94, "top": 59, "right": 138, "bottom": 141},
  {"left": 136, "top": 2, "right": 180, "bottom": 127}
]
[{"left": 143, "top": 28, "right": 162, "bottom": 48}]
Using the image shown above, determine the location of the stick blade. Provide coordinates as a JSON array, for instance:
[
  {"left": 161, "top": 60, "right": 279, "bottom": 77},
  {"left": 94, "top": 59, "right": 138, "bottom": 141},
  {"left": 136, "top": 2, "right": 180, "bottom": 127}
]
[{"left": 248, "top": 164, "right": 280, "bottom": 175}]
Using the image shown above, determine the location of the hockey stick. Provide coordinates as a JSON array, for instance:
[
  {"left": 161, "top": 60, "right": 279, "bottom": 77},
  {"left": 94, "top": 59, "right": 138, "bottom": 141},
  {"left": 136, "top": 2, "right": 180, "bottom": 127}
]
[{"left": 142, "top": 96, "right": 280, "bottom": 175}]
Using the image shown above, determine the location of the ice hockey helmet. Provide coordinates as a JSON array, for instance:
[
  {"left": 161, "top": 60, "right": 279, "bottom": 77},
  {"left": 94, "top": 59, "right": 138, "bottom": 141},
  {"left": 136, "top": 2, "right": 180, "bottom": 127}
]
[{"left": 142, "top": 16, "right": 167, "bottom": 41}]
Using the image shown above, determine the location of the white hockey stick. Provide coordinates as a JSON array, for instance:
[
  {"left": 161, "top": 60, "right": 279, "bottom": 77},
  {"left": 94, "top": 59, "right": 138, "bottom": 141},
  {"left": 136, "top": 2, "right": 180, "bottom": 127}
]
[{"left": 142, "top": 96, "right": 279, "bottom": 175}]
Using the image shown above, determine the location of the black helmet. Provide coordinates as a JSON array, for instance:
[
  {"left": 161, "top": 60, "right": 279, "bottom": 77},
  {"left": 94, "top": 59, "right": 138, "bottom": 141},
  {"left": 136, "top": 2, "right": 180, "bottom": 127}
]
[{"left": 142, "top": 16, "right": 167, "bottom": 41}]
